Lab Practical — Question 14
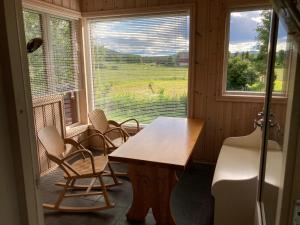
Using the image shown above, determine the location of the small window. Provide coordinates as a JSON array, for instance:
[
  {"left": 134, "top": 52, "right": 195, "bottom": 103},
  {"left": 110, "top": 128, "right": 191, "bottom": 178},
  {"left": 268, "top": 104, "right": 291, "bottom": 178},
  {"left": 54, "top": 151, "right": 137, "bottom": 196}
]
[
  {"left": 88, "top": 12, "right": 190, "bottom": 124},
  {"left": 23, "top": 10, "right": 81, "bottom": 126},
  {"left": 64, "top": 92, "right": 79, "bottom": 126},
  {"left": 224, "top": 8, "right": 289, "bottom": 95}
]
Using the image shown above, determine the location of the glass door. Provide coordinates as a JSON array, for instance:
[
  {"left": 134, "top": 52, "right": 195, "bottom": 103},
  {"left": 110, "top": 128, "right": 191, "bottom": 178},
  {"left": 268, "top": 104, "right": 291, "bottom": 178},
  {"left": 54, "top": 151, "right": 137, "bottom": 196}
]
[{"left": 258, "top": 11, "right": 294, "bottom": 225}]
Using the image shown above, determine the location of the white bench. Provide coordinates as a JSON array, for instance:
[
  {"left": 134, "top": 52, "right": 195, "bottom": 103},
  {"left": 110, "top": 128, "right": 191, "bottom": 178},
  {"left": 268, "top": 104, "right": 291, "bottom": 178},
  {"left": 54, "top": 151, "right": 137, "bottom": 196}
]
[
  {"left": 211, "top": 128, "right": 282, "bottom": 225},
  {"left": 211, "top": 128, "right": 261, "bottom": 225}
]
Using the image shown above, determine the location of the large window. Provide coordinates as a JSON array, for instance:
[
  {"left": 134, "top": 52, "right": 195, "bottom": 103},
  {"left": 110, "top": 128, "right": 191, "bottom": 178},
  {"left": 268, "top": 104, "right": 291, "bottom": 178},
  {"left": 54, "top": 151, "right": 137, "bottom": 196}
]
[
  {"left": 88, "top": 12, "right": 190, "bottom": 124},
  {"left": 23, "top": 10, "right": 81, "bottom": 125},
  {"left": 225, "top": 8, "right": 290, "bottom": 95}
]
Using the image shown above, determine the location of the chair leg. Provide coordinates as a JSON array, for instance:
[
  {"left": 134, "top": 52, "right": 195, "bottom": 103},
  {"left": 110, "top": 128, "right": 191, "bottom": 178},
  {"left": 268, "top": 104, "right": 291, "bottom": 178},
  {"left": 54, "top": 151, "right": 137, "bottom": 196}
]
[
  {"left": 86, "top": 177, "right": 97, "bottom": 193},
  {"left": 104, "top": 161, "right": 128, "bottom": 177},
  {"left": 54, "top": 178, "right": 72, "bottom": 209},
  {"left": 108, "top": 162, "right": 121, "bottom": 185},
  {"left": 98, "top": 175, "right": 113, "bottom": 207},
  {"left": 70, "top": 179, "right": 76, "bottom": 187}
]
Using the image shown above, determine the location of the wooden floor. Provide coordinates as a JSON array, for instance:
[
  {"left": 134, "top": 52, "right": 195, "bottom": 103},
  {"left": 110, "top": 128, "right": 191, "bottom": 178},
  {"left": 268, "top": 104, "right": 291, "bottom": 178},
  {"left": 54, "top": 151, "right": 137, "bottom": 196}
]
[{"left": 40, "top": 163, "right": 215, "bottom": 225}]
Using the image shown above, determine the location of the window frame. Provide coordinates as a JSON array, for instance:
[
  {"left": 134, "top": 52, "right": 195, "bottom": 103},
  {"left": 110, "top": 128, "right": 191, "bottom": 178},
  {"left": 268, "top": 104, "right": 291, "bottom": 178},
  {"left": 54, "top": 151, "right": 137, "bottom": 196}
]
[
  {"left": 23, "top": 6, "right": 84, "bottom": 127},
  {"left": 219, "top": 5, "right": 289, "bottom": 103},
  {"left": 83, "top": 4, "right": 196, "bottom": 123}
]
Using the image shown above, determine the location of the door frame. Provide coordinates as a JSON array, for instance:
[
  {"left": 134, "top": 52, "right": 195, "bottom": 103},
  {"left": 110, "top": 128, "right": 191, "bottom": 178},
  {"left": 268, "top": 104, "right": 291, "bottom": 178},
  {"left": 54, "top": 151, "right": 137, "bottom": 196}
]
[
  {"left": 0, "top": 0, "right": 44, "bottom": 224},
  {"left": 1, "top": 0, "right": 300, "bottom": 224},
  {"left": 255, "top": 9, "right": 300, "bottom": 224},
  {"left": 275, "top": 41, "right": 300, "bottom": 225}
]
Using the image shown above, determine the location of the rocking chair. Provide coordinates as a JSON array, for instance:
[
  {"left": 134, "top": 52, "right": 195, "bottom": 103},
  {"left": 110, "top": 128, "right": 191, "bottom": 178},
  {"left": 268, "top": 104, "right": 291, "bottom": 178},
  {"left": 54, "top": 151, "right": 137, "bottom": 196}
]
[
  {"left": 88, "top": 109, "right": 139, "bottom": 151},
  {"left": 88, "top": 109, "right": 140, "bottom": 176},
  {"left": 38, "top": 126, "right": 120, "bottom": 212}
]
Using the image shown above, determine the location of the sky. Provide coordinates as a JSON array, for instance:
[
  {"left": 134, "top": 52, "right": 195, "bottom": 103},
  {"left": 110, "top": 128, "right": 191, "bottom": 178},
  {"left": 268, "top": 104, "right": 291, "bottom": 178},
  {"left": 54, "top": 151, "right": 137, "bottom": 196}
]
[
  {"left": 90, "top": 10, "right": 288, "bottom": 56},
  {"left": 229, "top": 10, "right": 288, "bottom": 53},
  {"left": 90, "top": 14, "right": 190, "bottom": 57}
]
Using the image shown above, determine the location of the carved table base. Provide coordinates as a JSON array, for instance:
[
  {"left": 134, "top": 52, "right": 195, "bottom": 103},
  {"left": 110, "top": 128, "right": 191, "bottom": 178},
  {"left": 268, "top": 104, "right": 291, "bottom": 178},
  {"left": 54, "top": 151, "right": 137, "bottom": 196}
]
[{"left": 127, "top": 164, "right": 178, "bottom": 225}]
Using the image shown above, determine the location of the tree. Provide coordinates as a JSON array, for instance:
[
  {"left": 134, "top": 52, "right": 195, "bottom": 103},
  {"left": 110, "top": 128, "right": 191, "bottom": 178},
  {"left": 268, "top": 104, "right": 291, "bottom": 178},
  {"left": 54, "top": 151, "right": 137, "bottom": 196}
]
[
  {"left": 276, "top": 50, "right": 285, "bottom": 67},
  {"left": 255, "top": 10, "right": 272, "bottom": 75},
  {"left": 227, "top": 57, "right": 258, "bottom": 90}
]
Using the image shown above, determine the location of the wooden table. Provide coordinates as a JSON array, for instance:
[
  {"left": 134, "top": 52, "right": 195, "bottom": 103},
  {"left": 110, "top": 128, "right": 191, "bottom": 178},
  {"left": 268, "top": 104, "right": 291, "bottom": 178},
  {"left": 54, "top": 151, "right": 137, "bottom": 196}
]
[{"left": 109, "top": 117, "right": 204, "bottom": 225}]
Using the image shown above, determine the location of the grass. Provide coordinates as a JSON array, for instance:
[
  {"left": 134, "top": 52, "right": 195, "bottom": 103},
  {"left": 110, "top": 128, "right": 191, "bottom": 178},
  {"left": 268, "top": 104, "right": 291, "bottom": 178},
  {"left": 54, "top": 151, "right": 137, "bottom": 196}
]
[
  {"left": 274, "top": 68, "right": 285, "bottom": 92},
  {"left": 92, "top": 63, "right": 188, "bottom": 124},
  {"left": 247, "top": 68, "right": 285, "bottom": 92},
  {"left": 92, "top": 63, "right": 286, "bottom": 124}
]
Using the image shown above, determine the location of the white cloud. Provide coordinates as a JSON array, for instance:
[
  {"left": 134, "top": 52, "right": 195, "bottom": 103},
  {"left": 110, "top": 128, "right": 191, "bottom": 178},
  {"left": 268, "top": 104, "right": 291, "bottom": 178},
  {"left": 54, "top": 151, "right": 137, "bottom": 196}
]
[
  {"left": 91, "top": 16, "right": 189, "bottom": 56},
  {"left": 231, "top": 12, "right": 243, "bottom": 17},
  {"left": 251, "top": 16, "right": 263, "bottom": 24},
  {"left": 276, "top": 38, "right": 288, "bottom": 51},
  {"left": 229, "top": 37, "right": 288, "bottom": 53},
  {"left": 229, "top": 41, "right": 258, "bottom": 53}
]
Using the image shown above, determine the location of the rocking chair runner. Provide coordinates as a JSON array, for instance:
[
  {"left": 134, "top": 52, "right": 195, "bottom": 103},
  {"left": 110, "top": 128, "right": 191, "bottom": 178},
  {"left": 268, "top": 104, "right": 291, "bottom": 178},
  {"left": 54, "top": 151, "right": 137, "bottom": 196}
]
[
  {"left": 88, "top": 109, "right": 140, "bottom": 151},
  {"left": 38, "top": 126, "right": 120, "bottom": 212}
]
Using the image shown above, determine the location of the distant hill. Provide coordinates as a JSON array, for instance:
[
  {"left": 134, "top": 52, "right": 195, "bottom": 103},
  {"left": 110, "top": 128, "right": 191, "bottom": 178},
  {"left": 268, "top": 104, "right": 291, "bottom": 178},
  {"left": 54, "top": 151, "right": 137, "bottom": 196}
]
[
  {"left": 93, "top": 45, "right": 189, "bottom": 66},
  {"left": 229, "top": 51, "right": 259, "bottom": 56}
]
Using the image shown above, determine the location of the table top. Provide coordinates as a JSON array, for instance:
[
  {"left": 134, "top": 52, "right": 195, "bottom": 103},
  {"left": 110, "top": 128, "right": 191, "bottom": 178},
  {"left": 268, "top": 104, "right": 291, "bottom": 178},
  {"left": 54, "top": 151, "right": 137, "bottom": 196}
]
[{"left": 109, "top": 117, "right": 204, "bottom": 169}]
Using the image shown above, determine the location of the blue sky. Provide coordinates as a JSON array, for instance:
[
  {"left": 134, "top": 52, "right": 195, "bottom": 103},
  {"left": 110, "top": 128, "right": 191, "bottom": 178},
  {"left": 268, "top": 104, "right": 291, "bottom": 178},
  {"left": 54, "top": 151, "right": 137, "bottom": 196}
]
[
  {"left": 90, "top": 10, "right": 288, "bottom": 56},
  {"left": 90, "top": 14, "right": 190, "bottom": 56},
  {"left": 229, "top": 10, "right": 287, "bottom": 53}
]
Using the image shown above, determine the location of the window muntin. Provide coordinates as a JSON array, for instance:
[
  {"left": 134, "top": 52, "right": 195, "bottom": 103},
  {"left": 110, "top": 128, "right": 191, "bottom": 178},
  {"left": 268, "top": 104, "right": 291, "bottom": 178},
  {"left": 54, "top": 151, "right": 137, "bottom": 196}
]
[
  {"left": 23, "top": 10, "right": 81, "bottom": 126},
  {"left": 225, "top": 9, "right": 289, "bottom": 96},
  {"left": 88, "top": 12, "right": 190, "bottom": 124}
]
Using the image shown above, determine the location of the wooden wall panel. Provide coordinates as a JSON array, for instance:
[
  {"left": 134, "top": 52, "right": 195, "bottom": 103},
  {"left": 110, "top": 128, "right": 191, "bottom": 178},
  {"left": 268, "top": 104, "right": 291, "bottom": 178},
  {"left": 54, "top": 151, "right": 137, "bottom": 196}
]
[
  {"left": 80, "top": 0, "right": 288, "bottom": 163},
  {"left": 34, "top": 0, "right": 81, "bottom": 11}
]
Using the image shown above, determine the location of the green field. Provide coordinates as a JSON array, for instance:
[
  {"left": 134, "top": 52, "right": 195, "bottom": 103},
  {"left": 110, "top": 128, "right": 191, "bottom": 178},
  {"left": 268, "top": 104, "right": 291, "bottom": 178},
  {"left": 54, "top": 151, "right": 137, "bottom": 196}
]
[
  {"left": 274, "top": 68, "right": 284, "bottom": 92},
  {"left": 92, "top": 63, "right": 285, "bottom": 124},
  {"left": 243, "top": 67, "right": 285, "bottom": 92},
  {"left": 93, "top": 63, "right": 188, "bottom": 124}
]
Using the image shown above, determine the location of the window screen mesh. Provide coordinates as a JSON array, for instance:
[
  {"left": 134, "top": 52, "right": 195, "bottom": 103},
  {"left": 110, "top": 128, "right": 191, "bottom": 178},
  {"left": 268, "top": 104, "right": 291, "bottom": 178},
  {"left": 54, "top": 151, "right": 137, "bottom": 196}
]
[
  {"left": 23, "top": 11, "right": 47, "bottom": 96},
  {"left": 23, "top": 10, "right": 80, "bottom": 97},
  {"left": 88, "top": 12, "right": 190, "bottom": 124}
]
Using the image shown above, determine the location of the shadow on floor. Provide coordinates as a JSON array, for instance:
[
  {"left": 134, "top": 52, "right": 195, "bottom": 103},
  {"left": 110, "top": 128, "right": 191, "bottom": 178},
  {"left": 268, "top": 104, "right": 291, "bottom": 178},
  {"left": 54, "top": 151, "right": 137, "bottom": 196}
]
[{"left": 41, "top": 163, "right": 215, "bottom": 225}]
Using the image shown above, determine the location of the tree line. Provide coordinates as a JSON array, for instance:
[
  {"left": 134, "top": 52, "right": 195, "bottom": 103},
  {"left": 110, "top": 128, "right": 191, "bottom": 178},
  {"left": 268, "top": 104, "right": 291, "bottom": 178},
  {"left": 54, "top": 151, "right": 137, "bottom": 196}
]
[{"left": 227, "top": 10, "right": 286, "bottom": 91}]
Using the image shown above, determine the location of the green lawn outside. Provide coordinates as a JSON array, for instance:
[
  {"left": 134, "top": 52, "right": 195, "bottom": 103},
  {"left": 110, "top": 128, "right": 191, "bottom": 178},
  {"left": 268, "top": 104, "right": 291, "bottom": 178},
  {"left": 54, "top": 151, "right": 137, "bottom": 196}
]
[
  {"left": 92, "top": 63, "right": 188, "bottom": 124},
  {"left": 274, "top": 68, "right": 284, "bottom": 92},
  {"left": 246, "top": 68, "right": 285, "bottom": 92},
  {"left": 92, "top": 63, "right": 286, "bottom": 124}
]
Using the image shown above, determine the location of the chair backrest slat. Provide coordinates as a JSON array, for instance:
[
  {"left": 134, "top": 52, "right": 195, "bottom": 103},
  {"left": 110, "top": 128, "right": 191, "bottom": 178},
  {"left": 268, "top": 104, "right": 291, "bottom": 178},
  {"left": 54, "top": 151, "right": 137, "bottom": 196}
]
[
  {"left": 38, "top": 126, "right": 65, "bottom": 159},
  {"left": 89, "top": 109, "right": 109, "bottom": 133}
]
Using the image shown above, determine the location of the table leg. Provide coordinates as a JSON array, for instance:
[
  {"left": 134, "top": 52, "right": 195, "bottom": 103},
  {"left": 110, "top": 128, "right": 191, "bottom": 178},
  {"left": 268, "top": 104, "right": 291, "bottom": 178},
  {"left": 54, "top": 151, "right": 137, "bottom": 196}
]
[{"left": 127, "top": 164, "right": 177, "bottom": 225}]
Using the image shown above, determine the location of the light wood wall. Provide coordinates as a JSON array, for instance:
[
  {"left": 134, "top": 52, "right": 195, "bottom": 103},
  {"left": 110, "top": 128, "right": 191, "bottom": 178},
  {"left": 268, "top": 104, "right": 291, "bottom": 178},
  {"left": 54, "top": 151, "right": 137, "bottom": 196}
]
[
  {"left": 35, "top": 0, "right": 81, "bottom": 11},
  {"left": 81, "top": 0, "right": 286, "bottom": 163}
]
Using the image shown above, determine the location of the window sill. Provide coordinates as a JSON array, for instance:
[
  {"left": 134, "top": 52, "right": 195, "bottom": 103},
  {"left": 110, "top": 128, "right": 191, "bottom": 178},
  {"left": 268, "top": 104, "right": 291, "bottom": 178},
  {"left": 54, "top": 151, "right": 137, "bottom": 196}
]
[
  {"left": 216, "top": 93, "right": 288, "bottom": 104},
  {"left": 66, "top": 124, "right": 89, "bottom": 138}
]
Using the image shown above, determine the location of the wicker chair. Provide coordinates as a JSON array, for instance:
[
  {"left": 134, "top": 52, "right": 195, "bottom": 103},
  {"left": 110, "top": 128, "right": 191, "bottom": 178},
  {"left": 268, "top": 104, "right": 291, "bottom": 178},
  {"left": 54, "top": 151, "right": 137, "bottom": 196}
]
[
  {"left": 88, "top": 109, "right": 139, "bottom": 151},
  {"left": 38, "top": 126, "right": 120, "bottom": 212}
]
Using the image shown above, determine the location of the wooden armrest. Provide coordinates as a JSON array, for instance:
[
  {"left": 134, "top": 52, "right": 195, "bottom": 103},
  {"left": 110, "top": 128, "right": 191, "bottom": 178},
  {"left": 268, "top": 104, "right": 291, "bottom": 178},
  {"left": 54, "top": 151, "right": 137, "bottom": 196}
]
[
  {"left": 104, "top": 127, "right": 130, "bottom": 141},
  {"left": 63, "top": 149, "right": 93, "bottom": 161},
  {"left": 108, "top": 120, "right": 120, "bottom": 127},
  {"left": 78, "top": 133, "right": 111, "bottom": 155},
  {"left": 89, "top": 128, "right": 102, "bottom": 134},
  {"left": 64, "top": 138, "right": 83, "bottom": 149},
  {"left": 64, "top": 138, "right": 85, "bottom": 159},
  {"left": 120, "top": 118, "right": 140, "bottom": 134},
  {"left": 62, "top": 149, "right": 96, "bottom": 174}
]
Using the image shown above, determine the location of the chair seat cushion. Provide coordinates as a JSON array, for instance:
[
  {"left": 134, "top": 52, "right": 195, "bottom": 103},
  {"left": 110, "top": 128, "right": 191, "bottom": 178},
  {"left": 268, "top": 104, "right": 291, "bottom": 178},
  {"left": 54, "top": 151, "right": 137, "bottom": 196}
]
[{"left": 64, "top": 155, "right": 108, "bottom": 178}]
